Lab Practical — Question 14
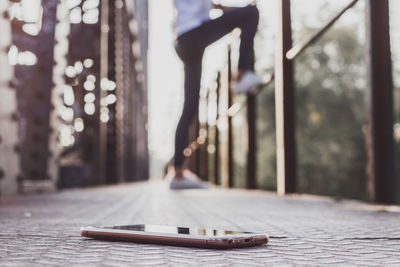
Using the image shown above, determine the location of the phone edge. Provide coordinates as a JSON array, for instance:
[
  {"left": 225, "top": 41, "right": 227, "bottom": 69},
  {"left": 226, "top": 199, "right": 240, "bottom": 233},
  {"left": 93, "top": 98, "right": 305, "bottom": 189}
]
[{"left": 81, "top": 226, "right": 268, "bottom": 249}]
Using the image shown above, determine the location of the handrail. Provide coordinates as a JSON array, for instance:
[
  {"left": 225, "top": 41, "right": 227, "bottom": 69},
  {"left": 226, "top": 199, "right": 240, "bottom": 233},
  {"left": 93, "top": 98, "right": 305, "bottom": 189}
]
[{"left": 286, "top": 0, "right": 359, "bottom": 61}]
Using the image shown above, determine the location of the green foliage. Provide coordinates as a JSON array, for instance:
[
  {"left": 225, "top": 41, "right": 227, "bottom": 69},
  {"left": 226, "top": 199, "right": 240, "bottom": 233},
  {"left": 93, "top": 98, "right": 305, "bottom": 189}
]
[
  {"left": 256, "top": 84, "right": 277, "bottom": 191},
  {"left": 256, "top": 25, "right": 369, "bottom": 199},
  {"left": 295, "top": 26, "right": 367, "bottom": 199}
]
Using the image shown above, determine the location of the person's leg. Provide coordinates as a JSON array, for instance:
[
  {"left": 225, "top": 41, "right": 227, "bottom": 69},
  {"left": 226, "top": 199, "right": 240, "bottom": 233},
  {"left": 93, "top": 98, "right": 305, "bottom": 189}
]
[
  {"left": 171, "top": 54, "right": 210, "bottom": 189},
  {"left": 171, "top": 5, "right": 259, "bottom": 179},
  {"left": 237, "top": 6, "right": 259, "bottom": 73},
  {"left": 200, "top": 5, "right": 261, "bottom": 93},
  {"left": 198, "top": 5, "right": 260, "bottom": 72},
  {"left": 173, "top": 56, "right": 203, "bottom": 173}
]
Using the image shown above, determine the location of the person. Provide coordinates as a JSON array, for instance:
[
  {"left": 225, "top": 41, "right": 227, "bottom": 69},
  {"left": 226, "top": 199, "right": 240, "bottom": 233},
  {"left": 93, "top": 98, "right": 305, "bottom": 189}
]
[{"left": 170, "top": 0, "right": 261, "bottom": 189}]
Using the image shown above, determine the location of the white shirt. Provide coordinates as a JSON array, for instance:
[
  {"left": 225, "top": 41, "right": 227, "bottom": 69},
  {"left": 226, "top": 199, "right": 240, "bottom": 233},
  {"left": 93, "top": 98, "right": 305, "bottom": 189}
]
[{"left": 174, "top": 0, "right": 212, "bottom": 36}]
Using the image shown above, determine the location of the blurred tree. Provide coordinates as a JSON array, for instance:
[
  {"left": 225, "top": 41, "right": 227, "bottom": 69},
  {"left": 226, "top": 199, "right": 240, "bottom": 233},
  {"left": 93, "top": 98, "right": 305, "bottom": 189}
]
[
  {"left": 256, "top": 84, "right": 276, "bottom": 191},
  {"left": 257, "top": 25, "right": 368, "bottom": 200},
  {"left": 295, "top": 26, "right": 367, "bottom": 199}
]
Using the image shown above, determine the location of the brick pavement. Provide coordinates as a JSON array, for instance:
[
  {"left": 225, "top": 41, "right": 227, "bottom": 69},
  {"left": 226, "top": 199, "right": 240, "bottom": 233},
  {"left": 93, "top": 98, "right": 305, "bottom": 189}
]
[{"left": 0, "top": 181, "right": 400, "bottom": 266}]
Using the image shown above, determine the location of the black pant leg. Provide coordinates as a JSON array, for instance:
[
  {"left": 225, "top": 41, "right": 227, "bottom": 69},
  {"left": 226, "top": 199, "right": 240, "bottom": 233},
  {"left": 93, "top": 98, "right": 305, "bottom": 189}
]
[
  {"left": 198, "top": 5, "right": 259, "bottom": 71},
  {"left": 173, "top": 56, "right": 203, "bottom": 167},
  {"left": 172, "top": 5, "right": 259, "bottom": 168}
]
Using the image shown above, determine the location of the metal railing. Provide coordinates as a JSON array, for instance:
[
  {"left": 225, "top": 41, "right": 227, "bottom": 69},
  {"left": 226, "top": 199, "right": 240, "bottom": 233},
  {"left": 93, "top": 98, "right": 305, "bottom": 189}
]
[
  {"left": 0, "top": 0, "right": 149, "bottom": 195},
  {"left": 286, "top": 0, "right": 359, "bottom": 60},
  {"left": 185, "top": 45, "right": 273, "bottom": 189},
  {"left": 183, "top": 0, "right": 396, "bottom": 201}
]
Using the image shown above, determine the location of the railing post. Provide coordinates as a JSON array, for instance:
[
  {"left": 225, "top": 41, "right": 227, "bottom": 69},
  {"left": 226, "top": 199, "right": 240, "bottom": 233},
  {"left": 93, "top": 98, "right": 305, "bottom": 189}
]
[
  {"left": 186, "top": 114, "right": 199, "bottom": 174},
  {"left": 105, "top": 0, "right": 117, "bottom": 184},
  {"left": 365, "top": 0, "right": 396, "bottom": 203},
  {"left": 100, "top": 0, "right": 110, "bottom": 184},
  {"left": 247, "top": 94, "right": 257, "bottom": 189},
  {"left": 214, "top": 72, "right": 221, "bottom": 185},
  {"left": 11, "top": 0, "right": 59, "bottom": 190},
  {"left": 130, "top": 0, "right": 150, "bottom": 182},
  {"left": 275, "top": 0, "right": 296, "bottom": 195},
  {"left": 195, "top": 118, "right": 201, "bottom": 176},
  {"left": 198, "top": 90, "right": 209, "bottom": 181},
  {"left": 227, "top": 46, "right": 234, "bottom": 188},
  {"left": 0, "top": 0, "right": 19, "bottom": 195},
  {"left": 205, "top": 123, "right": 209, "bottom": 181}
]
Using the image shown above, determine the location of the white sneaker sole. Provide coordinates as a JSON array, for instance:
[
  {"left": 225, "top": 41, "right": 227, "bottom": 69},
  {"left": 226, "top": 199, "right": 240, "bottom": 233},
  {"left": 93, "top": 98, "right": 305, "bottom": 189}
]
[
  {"left": 233, "top": 72, "right": 263, "bottom": 94},
  {"left": 170, "top": 176, "right": 209, "bottom": 190}
]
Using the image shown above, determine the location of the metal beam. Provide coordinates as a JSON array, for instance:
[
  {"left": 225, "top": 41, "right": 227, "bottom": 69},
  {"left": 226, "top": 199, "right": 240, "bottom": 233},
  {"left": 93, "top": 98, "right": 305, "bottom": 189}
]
[
  {"left": 227, "top": 46, "right": 234, "bottom": 188},
  {"left": 214, "top": 72, "right": 221, "bottom": 185},
  {"left": 99, "top": 0, "right": 109, "bottom": 185},
  {"left": 247, "top": 94, "right": 256, "bottom": 189},
  {"left": 365, "top": 0, "right": 396, "bottom": 203},
  {"left": 12, "top": 0, "right": 58, "bottom": 190},
  {"left": 0, "top": 0, "right": 19, "bottom": 196},
  {"left": 106, "top": 0, "right": 117, "bottom": 184},
  {"left": 286, "top": 0, "right": 359, "bottom": 61},
  {"left": 275, "top": 0, "right": 296, "bottom": 195}
]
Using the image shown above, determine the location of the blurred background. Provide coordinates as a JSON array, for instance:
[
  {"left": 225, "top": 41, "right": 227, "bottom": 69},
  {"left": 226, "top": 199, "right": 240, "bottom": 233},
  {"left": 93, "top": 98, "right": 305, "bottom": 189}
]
[{"left": 0, "top": 0, "right": 399, "bottom": 203}]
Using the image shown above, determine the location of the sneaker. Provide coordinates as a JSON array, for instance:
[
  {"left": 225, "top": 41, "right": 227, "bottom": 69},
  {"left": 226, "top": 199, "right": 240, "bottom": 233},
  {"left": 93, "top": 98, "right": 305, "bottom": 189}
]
[
  {"left": 170, "top": 174, "right": 209, "bottom": 190},
  {"left": 233, "top": 71, "right": 263, "bottom": 94}
]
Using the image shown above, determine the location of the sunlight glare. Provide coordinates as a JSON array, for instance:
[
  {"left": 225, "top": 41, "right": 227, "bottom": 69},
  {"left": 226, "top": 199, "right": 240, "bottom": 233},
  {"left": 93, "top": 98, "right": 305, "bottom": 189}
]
[
  {"left": 84, "top": 93, "right": 95, "bottom": 103},
  {"left": 63, "top": 85, "right": 75, "bottom": 106},
  {"left": 84, "top": 103, "right": 95, "bottom": 115},
  {"left": 65, "top": 0, "right": 82, "bottom": 9},
  {"left": 74, "top": 118, "right": 85, "bottom": 132},
  {"left": 69, "top": 7, "right": 82, "bottom": 24},
  {"left": 21, "top": 0, "right": 41, "bottom": 23},
  {"left": 83, "top": 0, "right": 100, "bottom": 11}
]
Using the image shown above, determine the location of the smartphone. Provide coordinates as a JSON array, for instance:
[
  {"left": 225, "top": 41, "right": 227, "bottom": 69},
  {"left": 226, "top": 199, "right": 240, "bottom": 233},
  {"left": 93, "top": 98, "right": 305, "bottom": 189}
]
[{"left": 81, "top": 224, "right": 269, "bottom": 249}]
